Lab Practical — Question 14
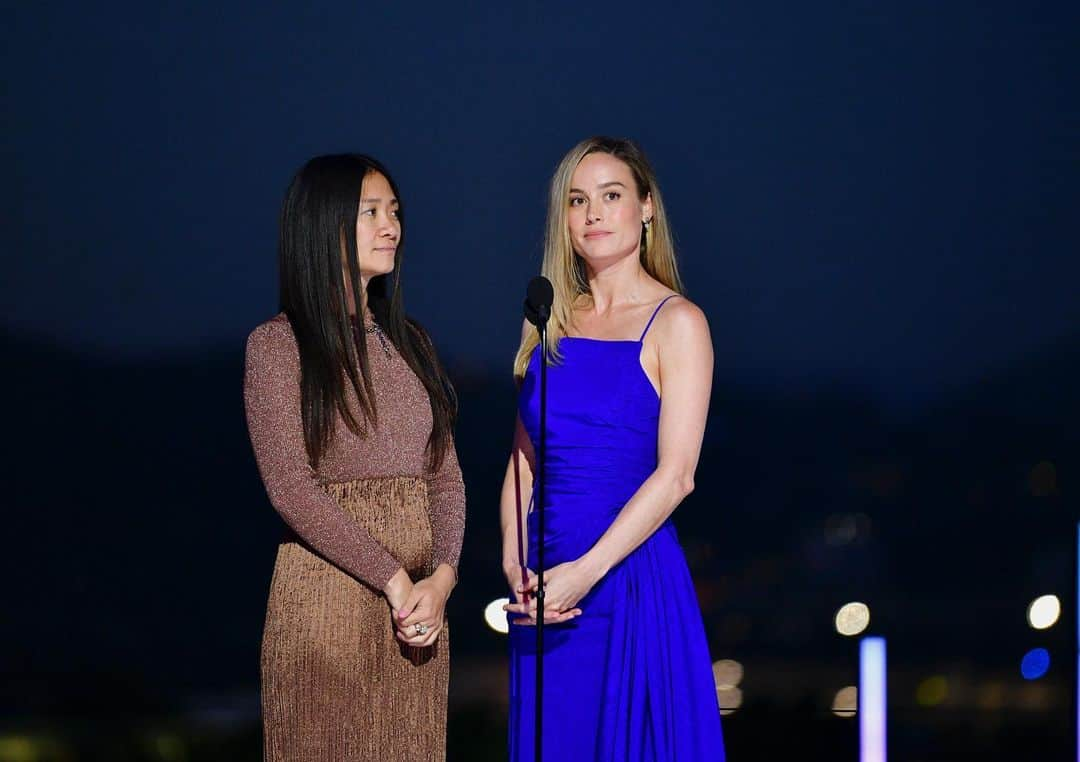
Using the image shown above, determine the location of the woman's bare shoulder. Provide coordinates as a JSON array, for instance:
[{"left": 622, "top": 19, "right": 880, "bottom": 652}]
[{"left": 651, "top": 294, "right": 709, "bottom": 339}]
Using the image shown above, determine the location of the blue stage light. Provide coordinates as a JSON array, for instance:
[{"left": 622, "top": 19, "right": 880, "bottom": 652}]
[
  {"left": 859, "top": 637, "right": 886, "bottom": 762},
  {"left": 1020, "top": 648, "right": 1050, "bottom": 680}
]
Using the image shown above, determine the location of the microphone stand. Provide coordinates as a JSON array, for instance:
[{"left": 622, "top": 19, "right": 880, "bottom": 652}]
[
  {"left": 522, "top": 278, "right": 552, "bottom": 761},
  {"left": 535, "top": 313, "right": 548, "bottom": 762}
]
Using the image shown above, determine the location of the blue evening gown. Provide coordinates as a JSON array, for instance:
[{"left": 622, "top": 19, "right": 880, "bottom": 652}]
[{"left": 508, "top": 296, "right": 726, "bottom": 761}]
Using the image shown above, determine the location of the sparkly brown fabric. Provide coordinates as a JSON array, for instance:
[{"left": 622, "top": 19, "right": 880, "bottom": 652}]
[
  {"left": 244, "top": 314, "right": 466, "bottom": 591},
  {"left": 261, "top": 477, "right": 448, "bottom": 761},
  {"left": 244, "top": 314, "right": 465, "bottom": 761}
]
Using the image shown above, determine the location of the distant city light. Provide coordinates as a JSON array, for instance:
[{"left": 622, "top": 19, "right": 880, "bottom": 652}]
[
  {"left": 915, "top": 676, "right": 948, "bottom": 707},
  {"left": 716, "top": 686, "right": 742, "bottom": 715},
  {"left": 832, "top": 686, "right": 857, "bottom": 717},
  {"left": 1027, "top": 594, "right": 1060, "bottom": 630},
  {"left": 152, "top": 733, "right": 186, "bottom": 762},
  {"left": 1017, "top": 682, "right": 1052, "bottom": 710},
  {"left": 975, "top": 682, "right": 1005, "bottom": 711},
  {"left": 712, "top": 659, "right": 744, "bottom": 690},
  {"left": 713, "top": 659, "right": 744, "bottom": 715},
  {"left": 836, "top": 602, "right": 871, "bottom": 636},
  {"left": 859, "top": 637, "right": 886, "bottom": 762},
  {"left": 0, "top": 737, "right": 36, "bottom": 762},
  {"left": 1020, "top": 648, "right": 1050, "bottom": 680},
  {"left": 484, "top": 598, "right": 510, "bottom": 634},
  {"left": 0, "top": 734, "right": 71, "bottom": 761}
]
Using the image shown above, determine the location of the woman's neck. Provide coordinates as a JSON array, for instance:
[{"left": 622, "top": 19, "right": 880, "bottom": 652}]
[
  {"left": 344, "top": 278, "right": 371, "bottom": 318},
  {"left": 583, "top": 255, "right": 649, "bottom": 315}
]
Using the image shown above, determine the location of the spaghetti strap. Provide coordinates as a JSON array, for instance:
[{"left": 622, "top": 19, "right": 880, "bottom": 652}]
[{"left": 638, "top": 295, "right": 679, "bottom": 342}]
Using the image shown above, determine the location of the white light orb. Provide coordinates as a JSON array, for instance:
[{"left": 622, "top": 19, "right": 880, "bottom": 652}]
[
  {"left": 835, "top": 602, "right": 870, "bottom": 636},
  {"left": 712, "top": 659, "right": 744, "bottom": 690},
  {"left": 1027, "top": 594, "right": 1060, "bottom": 630},
  {"left": 716, "top": 686, "right": 742, "bottom": 716},
  {"left": 484, "top": 598, "right": 510, "bottom": 634},
  {"left": 832, "top": 685, "right": 857, "bottom": 717}
]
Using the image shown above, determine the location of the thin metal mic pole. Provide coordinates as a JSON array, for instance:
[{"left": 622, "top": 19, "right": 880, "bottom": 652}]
[{"left": 535, "top": 321, "right": 547, "bottom": 762}]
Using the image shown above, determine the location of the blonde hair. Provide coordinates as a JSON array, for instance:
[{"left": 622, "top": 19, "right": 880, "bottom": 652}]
[{"left": 513, "top": 136, "right": 683, "bottom": 379}]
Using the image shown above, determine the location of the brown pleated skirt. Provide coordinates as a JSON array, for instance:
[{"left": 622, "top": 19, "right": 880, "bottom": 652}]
[{"left": 261, "top": 476, "right": 448, "bottom": 761}]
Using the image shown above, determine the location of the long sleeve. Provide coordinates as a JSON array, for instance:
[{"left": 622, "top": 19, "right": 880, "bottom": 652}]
[
  {"left": 243, "top": 319, "right": 402, "bottom": 592},
  {"left": 427, "top": 436, "right": 466, "bottom": 572}
]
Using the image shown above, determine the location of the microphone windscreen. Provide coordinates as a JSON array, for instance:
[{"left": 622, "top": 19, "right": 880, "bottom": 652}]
[{"left": 526, "top": 276, "right": 554, "bottom": 310}]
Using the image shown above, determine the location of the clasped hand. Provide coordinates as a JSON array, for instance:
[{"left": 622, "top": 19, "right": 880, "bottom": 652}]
[
  {"left": 503, "top": 559, "right": 597, "bottom": 625},
  {"left": 385, "top": 568, "right": 454, "bottom": 648}
]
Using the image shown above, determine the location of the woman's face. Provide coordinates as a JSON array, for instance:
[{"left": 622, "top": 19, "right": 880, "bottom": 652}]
[
  {"left": 567, "top": 152, "right": 652, "bottom": 269},
  {"left": 352, "top": 171, "right": 400, "bottom": 283}
]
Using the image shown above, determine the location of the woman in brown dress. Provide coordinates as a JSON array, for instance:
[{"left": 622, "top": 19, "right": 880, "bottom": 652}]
[{"left": 243, "top": 154, "right": 465, "bottom": 760}]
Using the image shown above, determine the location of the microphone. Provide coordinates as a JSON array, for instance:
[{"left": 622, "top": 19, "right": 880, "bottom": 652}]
[{"left": 524, "top": 276, "right": 554, "bottom": 327}]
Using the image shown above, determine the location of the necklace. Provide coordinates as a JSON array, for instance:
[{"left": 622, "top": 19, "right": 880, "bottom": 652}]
[
  {"left": 365, "top": 321, "right": 392, "bottom": 358},
  {"left": 350, "top": 314, "right": 391, "bottom": 358}
]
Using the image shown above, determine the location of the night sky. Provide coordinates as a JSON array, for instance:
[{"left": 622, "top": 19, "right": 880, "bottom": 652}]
[{"left": 5, "top": 3, "right": 1077, "bottom": 407}]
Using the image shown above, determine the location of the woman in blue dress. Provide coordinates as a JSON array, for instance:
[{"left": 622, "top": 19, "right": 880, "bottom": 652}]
[{"left": 501, "top": 136, "right": 726, "bottom": 760}]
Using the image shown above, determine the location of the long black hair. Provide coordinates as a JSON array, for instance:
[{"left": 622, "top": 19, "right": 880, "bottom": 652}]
[{"left": 278, "top": 153, "right": 457, "bottom": 470}]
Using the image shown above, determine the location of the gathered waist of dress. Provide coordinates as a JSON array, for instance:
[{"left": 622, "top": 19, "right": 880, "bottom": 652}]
[
  {"left": 540, "top": 465, "right": 650, "bottom": 502},
  {"left": 316, "top": 473, "right": 428, "bottom": 490},
  {"left": 544, "top": 448, "right": 656, "bottom": 474},
  {"left": 526, "top": 513, "right": 676, "bottom": 569}
]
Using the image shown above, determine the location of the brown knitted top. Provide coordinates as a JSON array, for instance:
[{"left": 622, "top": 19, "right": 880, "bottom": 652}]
[{"left": 243, "top": 313, "right": 465, "bottom": 592}]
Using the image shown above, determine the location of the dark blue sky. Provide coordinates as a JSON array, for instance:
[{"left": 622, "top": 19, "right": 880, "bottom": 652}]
[{"left": 5, "top": 3, "right": 1077, "bottom": 405}]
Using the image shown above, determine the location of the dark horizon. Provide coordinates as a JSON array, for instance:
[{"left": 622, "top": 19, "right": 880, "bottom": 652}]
[{"left": 5, "top": 325, "right": 1074, "bottom": 757}]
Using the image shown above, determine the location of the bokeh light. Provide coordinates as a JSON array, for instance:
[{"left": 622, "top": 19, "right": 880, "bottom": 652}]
[
  {"left": 484, "top": 597, "right": 510, "bottom": 634},
  {"left": 915, "top": 676, "right": 948, "bottom": 707},
  {"left": 712, "top": 659, "right": 744, "bottom": 715},
  {"left": 150, "top": 733, "right": 186, "bottom": 762},
  {"left": 1020, "top": 648, "right": 1050, "bottom": 680},
  {"left": 832, "top": 686, "right": 857, "bottom": 717},
  {"left": 975, "top": 682, "right": 1005, "bottom": 710},
  {"left": 1017, "top": 682, "right": 1052, "bottom": 710},
  {"left": 0, "top": 737, "right": 36, "bottom": 762},
  {"left": 712, "top": 659, "right": 744, "bottom": 690},
  {"left": 716, "top": 686, "right": 742, "bottom": 715},
  {"left": 835, "top": 602, "right": 870, "bottom": 636},
  {"left": 0, "top": 736, "right": 72, "bottom": 762},
  {"left": 1027, "top": 594, "right": 1060, "bottom": 630}
]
